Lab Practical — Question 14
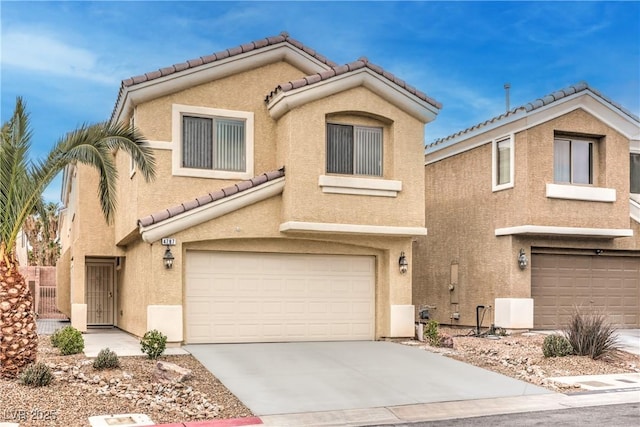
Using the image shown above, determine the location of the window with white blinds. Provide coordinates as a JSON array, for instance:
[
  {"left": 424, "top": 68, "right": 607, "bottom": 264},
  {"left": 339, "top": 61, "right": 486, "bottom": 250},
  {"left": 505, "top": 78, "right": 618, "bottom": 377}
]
[
  {"left": 183, "top": 116, "right": 246, "bottom": 172},
  {"left": 327, "top": 124, "right": 382, "bottom": 176}
]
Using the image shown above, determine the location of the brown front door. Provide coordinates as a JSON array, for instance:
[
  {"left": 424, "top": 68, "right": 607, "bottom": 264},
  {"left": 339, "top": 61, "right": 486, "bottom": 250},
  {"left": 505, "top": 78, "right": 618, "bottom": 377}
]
[{"left": 86, "top": 260, "right": 115, "bottom": 326}]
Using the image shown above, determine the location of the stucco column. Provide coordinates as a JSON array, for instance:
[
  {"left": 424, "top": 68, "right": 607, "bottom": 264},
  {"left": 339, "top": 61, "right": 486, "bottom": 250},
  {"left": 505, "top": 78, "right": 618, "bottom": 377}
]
[{"left": 387, "top": 240, "right": 415, "bottom": 337}]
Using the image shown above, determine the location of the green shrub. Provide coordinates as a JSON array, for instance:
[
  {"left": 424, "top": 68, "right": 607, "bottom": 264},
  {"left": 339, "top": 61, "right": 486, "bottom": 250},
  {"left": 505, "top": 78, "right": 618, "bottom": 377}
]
[
  {"left": 424, "top": 320, "right": 440, "bottom": 346},
  {"left": 542, "top": 334, "right": 573, "bottom": 357},
  {"left": 93, "top": 348, "right": 120, "bottom": 370},
  {"left": 50, "top": 327, "right": 63, "bottom": 348},
  {"left": 19, "top": 362, "right": 53, "bottom": 387},
  {"left": 140, "top": 329, "right": 167, "bottom": 360},
  {"left": 563, "top": 307, "right": 620, "bottom": 360},
  {"left": 54, "top": 326, "right": 84, "bottom": 355}
]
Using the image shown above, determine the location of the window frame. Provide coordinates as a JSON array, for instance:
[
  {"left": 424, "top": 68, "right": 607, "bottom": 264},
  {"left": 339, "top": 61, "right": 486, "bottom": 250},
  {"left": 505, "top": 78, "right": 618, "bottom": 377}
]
[
  {"left": 326, "top": 122, "right": 383, "bottom": 178},
  {"left": 491, "top": 134, "right": 514, "bottom": 192},
  {"left": 553, "top": 136, "right": 595, "bottom": 185},
  {"left": 631, "top": 151, "right": 640, "bottom": 195},
  {"left": 171, "top": 104, "right": 254, "bottom": 180}
]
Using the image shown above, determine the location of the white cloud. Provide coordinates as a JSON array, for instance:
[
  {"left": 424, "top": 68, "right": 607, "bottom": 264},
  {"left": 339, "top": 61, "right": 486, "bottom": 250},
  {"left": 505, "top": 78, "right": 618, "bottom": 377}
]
[{"left": 1, "top": 30, "right": 117, "bottom": 85}]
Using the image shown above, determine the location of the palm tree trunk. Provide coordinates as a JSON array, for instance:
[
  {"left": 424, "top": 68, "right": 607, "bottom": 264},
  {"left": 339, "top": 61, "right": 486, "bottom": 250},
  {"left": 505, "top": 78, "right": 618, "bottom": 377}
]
[{"left": 0, "top": 260, "right": 38, "bottom": 378}]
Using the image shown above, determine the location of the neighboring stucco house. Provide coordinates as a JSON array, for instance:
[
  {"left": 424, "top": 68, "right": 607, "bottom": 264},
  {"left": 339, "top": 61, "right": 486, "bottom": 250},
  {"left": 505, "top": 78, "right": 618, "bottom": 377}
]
[
  {"left": 413, "top": 83, "right": 640, "bottom": 330},
  {"left": 56, "top": 32, "right": 441, "bottom": 343}
]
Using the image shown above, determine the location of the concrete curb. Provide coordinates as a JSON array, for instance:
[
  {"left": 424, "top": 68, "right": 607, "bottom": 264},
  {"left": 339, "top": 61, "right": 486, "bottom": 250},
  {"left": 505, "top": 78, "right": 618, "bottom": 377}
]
[
  {"left": 257, "top": 389, "right": 640, "bottom": 426},
  {"left": 153, "top": 416, "right": 263, "bottom": 426}
]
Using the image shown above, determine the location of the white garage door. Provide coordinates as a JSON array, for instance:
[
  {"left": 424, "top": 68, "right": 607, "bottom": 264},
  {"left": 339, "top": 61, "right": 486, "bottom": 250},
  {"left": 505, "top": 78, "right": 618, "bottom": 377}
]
[{"left": 185, "top": 251, "right": 375, "bottom": 343}]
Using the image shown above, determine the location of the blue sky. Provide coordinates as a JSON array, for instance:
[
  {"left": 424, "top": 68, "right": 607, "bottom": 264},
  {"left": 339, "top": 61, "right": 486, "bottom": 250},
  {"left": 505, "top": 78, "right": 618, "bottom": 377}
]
[{"left": 1, "top": 1, "right": 639, "bottom": 202}]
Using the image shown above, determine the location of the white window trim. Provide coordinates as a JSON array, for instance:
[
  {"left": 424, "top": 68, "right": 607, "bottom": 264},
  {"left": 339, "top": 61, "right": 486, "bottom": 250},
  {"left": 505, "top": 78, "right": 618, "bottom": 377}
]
[
  {"left": 631, "top": 145, "right": 640, "bottom": 197},
  {"left": 318, "top": 175, "right": 402, "bottom": 197},
  {"left": 171, "top": 104, "right": 254, "bottom": 179},
  {"left": 129, "top": 116, "right": 136, "bottom": 179},
  {"left": 546, "top": 183, "right": 616, "bottom": 202},
  {"left": 492, "top": 134, "right": 514, "bottom": 192}
]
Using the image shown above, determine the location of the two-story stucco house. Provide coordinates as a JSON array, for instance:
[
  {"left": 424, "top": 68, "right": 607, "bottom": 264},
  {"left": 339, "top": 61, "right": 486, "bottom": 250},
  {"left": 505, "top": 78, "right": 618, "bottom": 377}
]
[
  {"left": 56, "top": 32, "right": 441, "bottom": 343},
  {"left": 413, "top": 83, "right": 640, "bottom": 330}
]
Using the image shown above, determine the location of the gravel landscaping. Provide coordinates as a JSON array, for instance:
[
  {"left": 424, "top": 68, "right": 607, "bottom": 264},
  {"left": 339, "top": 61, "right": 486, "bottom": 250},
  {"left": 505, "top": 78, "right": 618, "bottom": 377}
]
[
  {"left": 0, "top": 336, "right": 252, "bottom": 426},
  {"left": 403, "top": 327, "right": 640, "bottom": 392},
  {"left": 2, "top": 327, "right": 639, "bottom": 426}
]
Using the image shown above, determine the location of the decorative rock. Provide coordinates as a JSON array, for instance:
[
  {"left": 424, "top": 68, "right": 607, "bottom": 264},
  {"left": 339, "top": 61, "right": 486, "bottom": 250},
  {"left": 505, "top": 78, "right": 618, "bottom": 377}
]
[
  {"left": 154, "top": 361, "right": 192, "bottom": 383},
  {"left": 438, "top": 333, "right": 454, "bottom": 348}
]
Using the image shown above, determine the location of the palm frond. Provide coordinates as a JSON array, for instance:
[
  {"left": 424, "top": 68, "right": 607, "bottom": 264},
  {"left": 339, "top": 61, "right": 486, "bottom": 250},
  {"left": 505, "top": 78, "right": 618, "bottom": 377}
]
[
  {"left": 1, "top": 97, "right": 156, "bottom": 262},
  {"left": 0, "top": 97, "right": 40, "bottom": 258}
]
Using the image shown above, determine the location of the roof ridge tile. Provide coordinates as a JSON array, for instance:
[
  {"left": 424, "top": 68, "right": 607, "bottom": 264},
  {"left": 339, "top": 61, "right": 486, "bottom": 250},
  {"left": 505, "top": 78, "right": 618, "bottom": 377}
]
[{"left": 428, "top": 81, "right": 639, "bottom": 148}]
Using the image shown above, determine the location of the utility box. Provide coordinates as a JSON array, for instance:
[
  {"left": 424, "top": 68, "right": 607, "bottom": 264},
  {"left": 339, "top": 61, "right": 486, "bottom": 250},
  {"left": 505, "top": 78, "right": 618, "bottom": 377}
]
[{"left": 494, "top": 298, "right": 533, "bottom": 329}]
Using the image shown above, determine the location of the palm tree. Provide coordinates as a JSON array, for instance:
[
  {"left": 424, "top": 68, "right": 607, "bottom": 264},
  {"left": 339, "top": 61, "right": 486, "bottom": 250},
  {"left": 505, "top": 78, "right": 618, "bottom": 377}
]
[
  {"left": 23, "top": 202, "right": 61, "bottom": 266},
  {"left": 0, "top": 97, "right": 156, "bottom": 378}
]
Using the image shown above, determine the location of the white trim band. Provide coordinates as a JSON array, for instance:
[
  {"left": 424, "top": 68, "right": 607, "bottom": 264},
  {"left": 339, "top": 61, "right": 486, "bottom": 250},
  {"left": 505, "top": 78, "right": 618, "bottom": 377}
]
[
  {"left": 280, "top": 221, "right": 427, "bottom": 236},
  {"left": 546, "top": 183, "right": 616, "bottom": 202},
  {"left": 495, "top": 225, "right": 633, "bottom": 238},
  {"left": 318, "top": 175, "right": 402, "bottom": 197}
]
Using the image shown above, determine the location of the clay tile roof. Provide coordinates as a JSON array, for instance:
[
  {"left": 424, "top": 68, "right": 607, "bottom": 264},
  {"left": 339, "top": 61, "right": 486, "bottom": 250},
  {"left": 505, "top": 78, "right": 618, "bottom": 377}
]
[
  {"left": 137, "top": 168, "right": 285, "bottom": 228},
  {"left": 265, "top": 58, "right": 442, "bottom": 110},
  {"left": 112, "top": 32, "right": 338, "bottom": 122},
  {"left": 428, "top": 82, "right": 639, "bottom": 149}
]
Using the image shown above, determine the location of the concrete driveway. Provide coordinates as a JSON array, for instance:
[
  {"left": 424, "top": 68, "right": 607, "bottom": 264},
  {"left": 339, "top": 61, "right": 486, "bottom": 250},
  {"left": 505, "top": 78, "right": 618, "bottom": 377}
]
[{"left": 184, "top": 341, "right": 551, "bottom": 416}]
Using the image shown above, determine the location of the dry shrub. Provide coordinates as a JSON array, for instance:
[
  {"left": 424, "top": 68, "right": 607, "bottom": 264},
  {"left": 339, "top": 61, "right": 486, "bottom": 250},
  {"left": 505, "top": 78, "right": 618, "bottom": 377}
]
[{"left": 563, "top": 307, "right": 620, "bottom": 360}]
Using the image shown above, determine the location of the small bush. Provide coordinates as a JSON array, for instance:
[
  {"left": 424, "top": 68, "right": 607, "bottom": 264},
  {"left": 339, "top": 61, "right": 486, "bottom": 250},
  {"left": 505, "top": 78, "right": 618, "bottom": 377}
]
[
  {"left": 50, "top": 327, "right": 63, "bottom": 348},
  {"left": 140, "top": 329, "right": 167, "bottom": 360},
  {"left": 55, "top": 326, "right": 85, "bottom": 355},
  {"left": 563, "top": 307, "right": 620, "bottom": 360},
  {"left": 93, "top": 348, "right": 120, "bottom": 370},
  {"left": 424, "top": 320, "right": 440, "bottom": 346},
  {"left": 542, "top": 334, "right": 573, "bottom": 357},
  {"left": 19, "top": 362, "right": 53, "bottom": 387}
]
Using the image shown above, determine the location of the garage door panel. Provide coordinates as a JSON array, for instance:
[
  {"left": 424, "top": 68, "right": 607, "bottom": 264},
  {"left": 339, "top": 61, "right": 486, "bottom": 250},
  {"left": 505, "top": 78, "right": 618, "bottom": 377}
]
[
  {"left": 185, "top": 252, "right": 375, "bottom": 343},
  {"left": 532, "top": 254, "right": 640, "bottom": 329}
]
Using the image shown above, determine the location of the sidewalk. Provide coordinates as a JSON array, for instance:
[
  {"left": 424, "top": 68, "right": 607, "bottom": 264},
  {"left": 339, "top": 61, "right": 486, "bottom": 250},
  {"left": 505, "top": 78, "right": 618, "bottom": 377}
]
[{"left": 151, "top": 388, "right": 640, "bottom": 426}]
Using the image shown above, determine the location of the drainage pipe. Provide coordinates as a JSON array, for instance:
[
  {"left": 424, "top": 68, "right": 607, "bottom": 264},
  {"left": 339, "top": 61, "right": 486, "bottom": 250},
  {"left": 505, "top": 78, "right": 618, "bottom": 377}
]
[{"left": 476, "top": 305, "right": 485, "bottom": 336}]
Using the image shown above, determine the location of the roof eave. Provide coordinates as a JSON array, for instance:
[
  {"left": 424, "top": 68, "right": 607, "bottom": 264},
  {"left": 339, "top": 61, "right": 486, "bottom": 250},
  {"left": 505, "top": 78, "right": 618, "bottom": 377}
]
[
  {"left": 266, "top": 68, "right": 440, "bottom": 123},
  {"left": 112, "top": 43, "right": 333, "bottom": 124},
  {"left": 426, "top": 90, "right": 640, "bottom": 164},
  {"left": 138, "top": 177, "right": 285, "bottom": 243}
]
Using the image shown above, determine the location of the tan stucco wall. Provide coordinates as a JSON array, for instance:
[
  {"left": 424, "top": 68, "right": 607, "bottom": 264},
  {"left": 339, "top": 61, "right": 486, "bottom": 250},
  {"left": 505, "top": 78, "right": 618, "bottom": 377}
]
[
  {"left": 55, "top": 248, "right": 71, "bottom": 317},
  {"left": 113, "top": 61, "right": 304, "bottom": 243},
  {"left": 69, "top": 55, "right": 429, "bottom": 339},
  {"left": 115, "top": 239, "right": 152, "bottom": 337},
  {"left": 276, "top": 87, "right": 426, "bottom": 228},
  {"left": 115, "top": 194, "right": 414, "bottom": 339},
  {"left": 414, "top": 109, "right": 639, "bottom": 328},
  {"left": 522, "top": 109, "right": 631, "bottom": 229}
]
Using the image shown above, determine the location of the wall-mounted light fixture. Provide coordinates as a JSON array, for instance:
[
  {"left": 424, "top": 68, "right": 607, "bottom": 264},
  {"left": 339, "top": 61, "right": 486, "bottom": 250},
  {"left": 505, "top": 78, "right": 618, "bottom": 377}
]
[
  {"left": 518, "top": 248, "right": 528, "bottom": 270},
  {"left": 399, "top": 251, "right": 408, "bottom": 274},
  {"left": 163, "top": 246, "right": 174, "bottom": 269}
]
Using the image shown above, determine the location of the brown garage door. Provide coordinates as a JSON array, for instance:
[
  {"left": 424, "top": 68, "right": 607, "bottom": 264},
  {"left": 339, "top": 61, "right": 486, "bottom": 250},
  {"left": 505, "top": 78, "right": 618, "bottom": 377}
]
[{"left": 531, "top": 254, "right": 640, "bottom": 329}]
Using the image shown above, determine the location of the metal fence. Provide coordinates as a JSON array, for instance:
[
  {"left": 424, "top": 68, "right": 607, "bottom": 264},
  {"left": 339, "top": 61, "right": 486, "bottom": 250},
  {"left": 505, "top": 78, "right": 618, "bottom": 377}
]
[{"left": 38, "top": 285, "right": 66, "bottom": 319}]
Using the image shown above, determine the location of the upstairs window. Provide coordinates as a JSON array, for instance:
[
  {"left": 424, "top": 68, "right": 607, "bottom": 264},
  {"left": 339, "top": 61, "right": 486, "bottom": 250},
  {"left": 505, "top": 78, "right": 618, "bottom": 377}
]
[
  {"left": 631, "top": 153, "right": 640, "bottom": 194},
  {"left": 182, "top": 116, "right": 246, "bottom": 172},
  {"left": 326, "top": 123, "right": 382, "bottom": 177},
  {"left": 554, "top": 137, "right": 594, "bottom": 185},
  {"left": 492, "top": 135, "right": 513, "bottom": 191}
]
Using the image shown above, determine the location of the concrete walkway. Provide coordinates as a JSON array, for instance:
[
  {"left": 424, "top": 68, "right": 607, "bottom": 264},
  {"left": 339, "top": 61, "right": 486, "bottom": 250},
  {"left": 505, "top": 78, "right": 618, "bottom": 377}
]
[
  {"left": 36, "top": 321, "right": 187, "bottom": 357},
  {"left": 83, "top": 328, "right": 188, "bottom": 357},
  {"left": 184, "top": 341, "right": 551, "bottom": 416}
]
